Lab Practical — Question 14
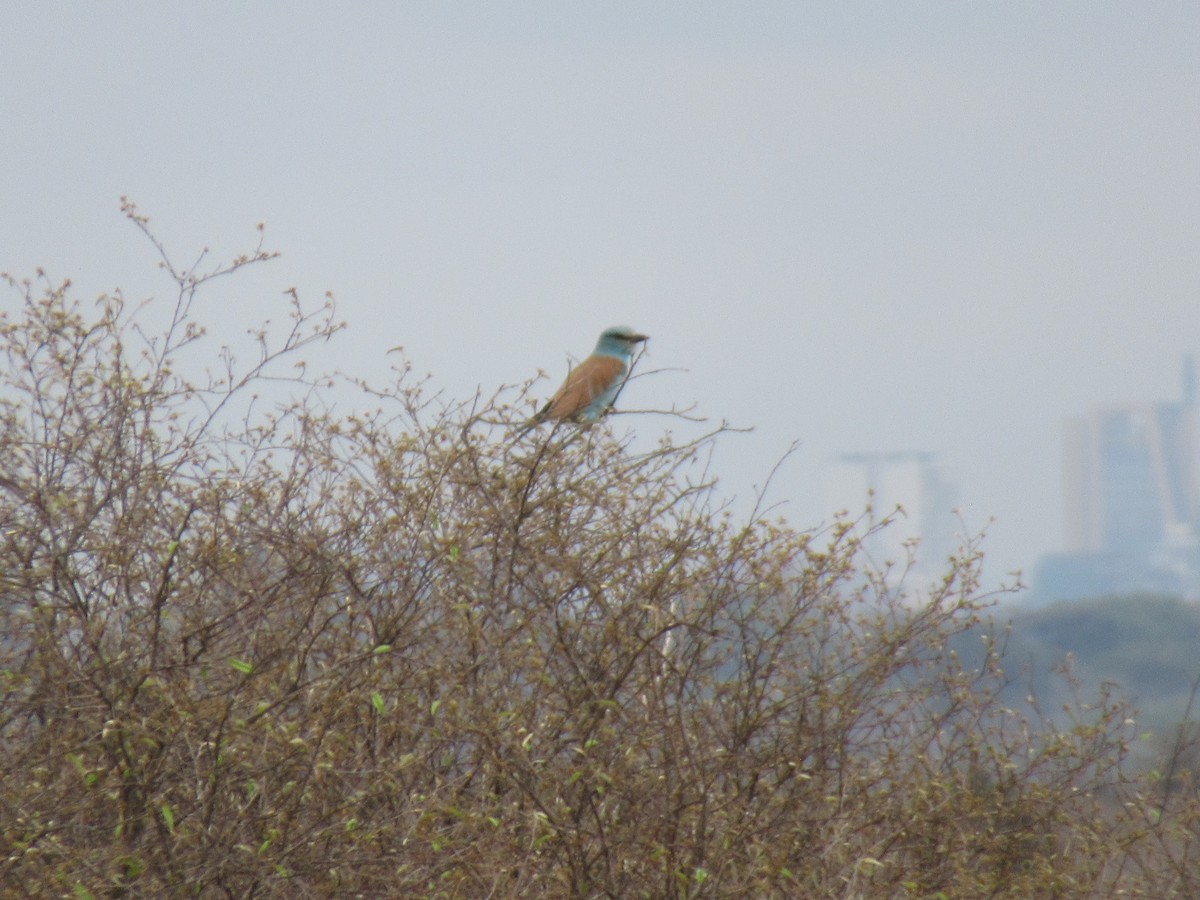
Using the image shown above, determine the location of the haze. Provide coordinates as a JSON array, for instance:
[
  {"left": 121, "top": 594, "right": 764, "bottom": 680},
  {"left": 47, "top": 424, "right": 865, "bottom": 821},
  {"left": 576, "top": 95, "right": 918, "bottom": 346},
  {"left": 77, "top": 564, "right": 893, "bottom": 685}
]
[{"left": 3, "top": 3, "right": 1198, "bottom": 589}]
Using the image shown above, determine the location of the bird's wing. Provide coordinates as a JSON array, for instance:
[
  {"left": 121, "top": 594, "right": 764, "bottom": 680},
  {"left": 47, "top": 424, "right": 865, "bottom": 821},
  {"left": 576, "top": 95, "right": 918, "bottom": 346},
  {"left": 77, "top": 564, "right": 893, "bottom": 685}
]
[{"left": 545, "top": 355, "right": 627, "bottom": 419}]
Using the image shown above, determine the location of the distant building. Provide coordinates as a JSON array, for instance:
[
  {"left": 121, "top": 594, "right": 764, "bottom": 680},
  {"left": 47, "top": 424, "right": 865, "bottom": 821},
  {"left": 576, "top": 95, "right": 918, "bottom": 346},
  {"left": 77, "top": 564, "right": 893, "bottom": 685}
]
[
  {"left": 1036, "top": 356, "right": 1200, "bottom": 603},
  {"left": 825, "top": 451, "right": 958, "bottom": 597}
]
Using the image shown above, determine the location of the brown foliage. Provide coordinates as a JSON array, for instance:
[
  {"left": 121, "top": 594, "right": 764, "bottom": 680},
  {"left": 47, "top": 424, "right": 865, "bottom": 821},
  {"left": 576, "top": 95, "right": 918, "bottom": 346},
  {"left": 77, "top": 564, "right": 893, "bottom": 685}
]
[{"left": 2, "top": 217, "right": 1199, "bottom": 898}]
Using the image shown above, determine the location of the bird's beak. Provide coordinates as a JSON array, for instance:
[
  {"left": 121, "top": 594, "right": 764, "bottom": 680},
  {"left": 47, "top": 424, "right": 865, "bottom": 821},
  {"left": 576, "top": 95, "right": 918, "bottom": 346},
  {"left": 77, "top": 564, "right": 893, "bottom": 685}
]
[{"left": 630, "top": 333, "right": 648, "bottom": 343}]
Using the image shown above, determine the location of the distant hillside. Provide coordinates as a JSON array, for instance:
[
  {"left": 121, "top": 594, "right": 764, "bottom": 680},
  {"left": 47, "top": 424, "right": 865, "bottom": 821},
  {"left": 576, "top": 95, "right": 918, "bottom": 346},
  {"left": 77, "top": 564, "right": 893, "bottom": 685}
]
[{"left": 959, "top": 594, "right": 1200, "bottom": 762}]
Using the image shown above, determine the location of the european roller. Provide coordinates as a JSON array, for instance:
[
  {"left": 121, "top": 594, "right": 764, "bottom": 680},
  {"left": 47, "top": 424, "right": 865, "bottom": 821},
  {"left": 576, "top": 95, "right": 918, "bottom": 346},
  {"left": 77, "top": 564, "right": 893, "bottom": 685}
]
[{"left": 521, "top": 326, "right": 648, "bottom": 433}]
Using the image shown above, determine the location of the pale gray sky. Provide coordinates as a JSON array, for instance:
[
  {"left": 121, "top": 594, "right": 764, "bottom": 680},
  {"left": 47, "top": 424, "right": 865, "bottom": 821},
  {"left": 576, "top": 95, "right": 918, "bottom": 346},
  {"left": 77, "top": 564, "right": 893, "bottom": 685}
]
[{"left": 4, "top": 3, "right": 1199, "bottom": 590}]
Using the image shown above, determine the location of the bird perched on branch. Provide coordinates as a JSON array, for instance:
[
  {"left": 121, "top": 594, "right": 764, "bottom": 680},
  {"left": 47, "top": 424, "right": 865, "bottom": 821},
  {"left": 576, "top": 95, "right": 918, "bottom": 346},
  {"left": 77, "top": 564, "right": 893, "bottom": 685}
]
[{"left": 520, "top": 325, "right": 648, "bottom": 434}]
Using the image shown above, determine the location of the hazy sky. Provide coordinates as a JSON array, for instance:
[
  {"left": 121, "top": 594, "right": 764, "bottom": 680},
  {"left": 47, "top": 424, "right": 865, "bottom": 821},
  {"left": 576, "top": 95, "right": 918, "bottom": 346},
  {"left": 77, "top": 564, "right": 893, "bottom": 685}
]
[{"left": 4, "top": 4, "right": 1199, "bottom": 591}]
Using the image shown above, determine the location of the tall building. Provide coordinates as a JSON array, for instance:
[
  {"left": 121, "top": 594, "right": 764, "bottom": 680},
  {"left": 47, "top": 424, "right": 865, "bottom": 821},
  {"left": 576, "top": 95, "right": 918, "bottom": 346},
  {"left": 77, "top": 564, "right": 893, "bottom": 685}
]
[
  {"left": 825, "top": 451, "right": 958, "bottom": 597},
  {"left": 1064, "top": 403, "right": 1199, "bottom": 555},
  {"left": 1037, "top": 356, "right": 1200, "bottom": 602}
]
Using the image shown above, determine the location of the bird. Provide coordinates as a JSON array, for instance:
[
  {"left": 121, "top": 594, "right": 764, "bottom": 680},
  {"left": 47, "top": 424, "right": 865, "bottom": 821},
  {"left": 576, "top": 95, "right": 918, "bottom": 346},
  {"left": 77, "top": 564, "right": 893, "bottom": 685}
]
[{"left": 520, "top": 326, "right": 648, "bottom": 433}]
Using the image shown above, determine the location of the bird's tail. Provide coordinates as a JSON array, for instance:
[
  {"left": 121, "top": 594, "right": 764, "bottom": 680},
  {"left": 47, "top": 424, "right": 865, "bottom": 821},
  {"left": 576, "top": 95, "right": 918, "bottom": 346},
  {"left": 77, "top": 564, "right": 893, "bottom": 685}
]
[{"left": 515, "top": 401, "right": 552, "bottom": 437}]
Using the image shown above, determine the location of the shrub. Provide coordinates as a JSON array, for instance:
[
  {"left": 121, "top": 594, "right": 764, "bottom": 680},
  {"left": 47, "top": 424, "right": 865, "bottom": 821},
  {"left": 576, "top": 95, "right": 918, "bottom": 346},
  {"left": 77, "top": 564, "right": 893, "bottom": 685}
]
[{"left": 2, "top": 212, "right": 1198, "bottom": 897}]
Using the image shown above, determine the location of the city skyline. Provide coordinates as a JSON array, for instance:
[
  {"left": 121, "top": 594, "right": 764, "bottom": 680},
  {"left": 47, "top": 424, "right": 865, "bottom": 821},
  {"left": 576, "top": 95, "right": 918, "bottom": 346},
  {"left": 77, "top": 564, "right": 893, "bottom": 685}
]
[{"left": 1036, "top": 356, "right": 1200, "bottom": 603}]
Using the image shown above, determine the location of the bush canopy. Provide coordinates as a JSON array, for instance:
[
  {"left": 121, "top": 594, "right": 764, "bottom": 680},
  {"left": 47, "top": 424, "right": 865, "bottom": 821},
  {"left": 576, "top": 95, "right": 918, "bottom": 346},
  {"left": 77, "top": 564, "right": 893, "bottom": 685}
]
[{"left": 2, "top": 213, "right": 1198, "bottom": 897}]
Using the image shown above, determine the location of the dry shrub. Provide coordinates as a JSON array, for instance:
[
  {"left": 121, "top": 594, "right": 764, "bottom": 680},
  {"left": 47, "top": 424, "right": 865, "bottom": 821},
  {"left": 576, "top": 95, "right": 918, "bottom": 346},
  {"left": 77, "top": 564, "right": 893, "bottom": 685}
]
[{"left": 2, "top": 216, "right": 1199, "bottom": 898}]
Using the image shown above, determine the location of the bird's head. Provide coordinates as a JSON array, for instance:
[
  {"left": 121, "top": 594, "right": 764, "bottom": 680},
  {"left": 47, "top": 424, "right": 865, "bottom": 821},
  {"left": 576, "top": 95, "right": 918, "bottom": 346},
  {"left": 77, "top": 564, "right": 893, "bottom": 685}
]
[{"left": 594, "top": 325, "right": 649, "bottom": 358}]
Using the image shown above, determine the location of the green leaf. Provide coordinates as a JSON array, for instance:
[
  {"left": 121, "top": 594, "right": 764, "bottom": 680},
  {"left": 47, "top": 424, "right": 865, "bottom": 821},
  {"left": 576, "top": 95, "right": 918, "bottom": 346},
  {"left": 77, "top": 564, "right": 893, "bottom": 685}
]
[
  {"left": 430, "top": 699, "right": 441, "bottom": 716},
  {"left": 370, "top": 692, "right": 385, "bottom": 715},
  {"left": 120, "top": 855, "right": 145, "bottom": 878},
  {"left": 372, "top": 644, "right": 392, "bottom": 655},
  {"left": 230, "top": 659, "right": 253, "bottom": 675},
  {"left": 160, "top": 804, "right": 175, "bottom": 833},
  {"left": 72, "top": 884, "right": 94, "bottom": 900}
]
